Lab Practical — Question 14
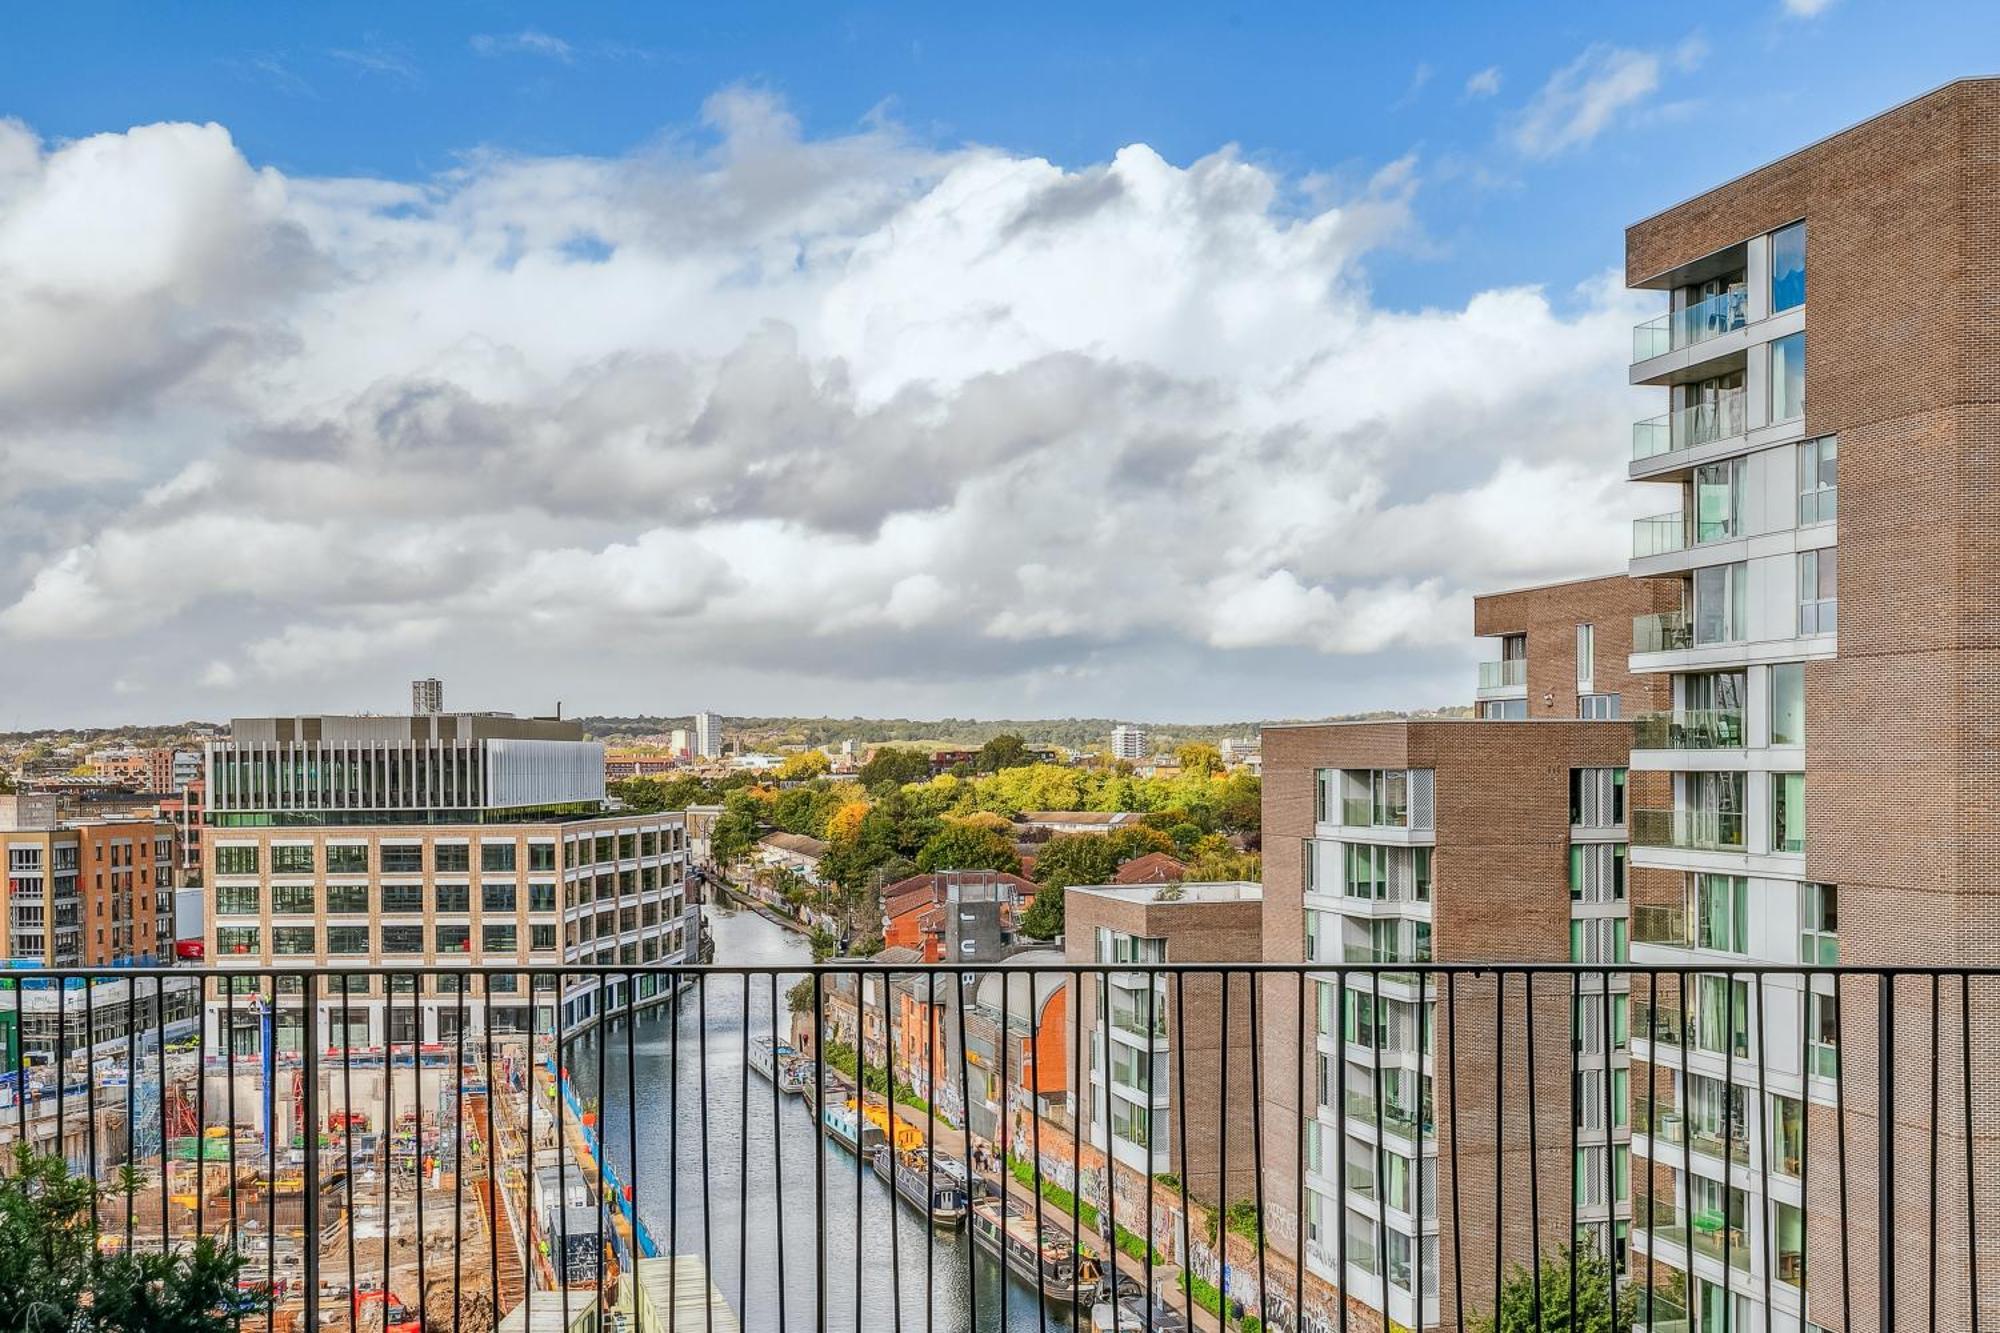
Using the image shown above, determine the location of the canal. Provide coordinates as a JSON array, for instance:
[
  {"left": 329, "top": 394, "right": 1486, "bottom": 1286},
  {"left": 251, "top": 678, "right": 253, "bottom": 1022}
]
[{"left": 567, "top": 897, "right": 1081, "bottom": 1332}]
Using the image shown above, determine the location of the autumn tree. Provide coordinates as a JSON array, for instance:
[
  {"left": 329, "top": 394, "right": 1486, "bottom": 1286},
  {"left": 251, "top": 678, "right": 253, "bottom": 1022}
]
[{"left": 915, "top": 822, "right": 1021, "bottom": 874}]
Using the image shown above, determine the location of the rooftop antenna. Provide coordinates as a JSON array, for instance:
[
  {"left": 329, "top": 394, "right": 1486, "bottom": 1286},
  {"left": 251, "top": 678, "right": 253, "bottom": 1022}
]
[{"left": 556, "top": 700, "right": 563, "bottom": 720}]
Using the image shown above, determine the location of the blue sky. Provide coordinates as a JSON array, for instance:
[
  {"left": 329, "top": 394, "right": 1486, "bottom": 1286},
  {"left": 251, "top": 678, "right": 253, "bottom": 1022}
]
[
  {"left": 0, "top": 4, "right": 1992, "bottom": 724},
  {"left": 7, "top": 2, "right": 1987, "bottom": 312}
]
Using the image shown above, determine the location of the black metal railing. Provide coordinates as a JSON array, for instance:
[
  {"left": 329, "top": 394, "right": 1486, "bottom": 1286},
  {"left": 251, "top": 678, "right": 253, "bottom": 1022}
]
[{"left": 0, "top": 961, "right": 1992, "bottom": 1332}]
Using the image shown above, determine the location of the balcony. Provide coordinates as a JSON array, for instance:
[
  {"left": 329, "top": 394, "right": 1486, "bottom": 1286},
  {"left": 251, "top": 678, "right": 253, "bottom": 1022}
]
[
  {"left": 1632, "top": 904, "right": 1689, "bottom": 947},
  {"left": 1632, "top": 611, "right": 1693, "bottom": 654},
  {"left": 1476, "top": 658, "right": 1526, "bottom": 692},
  {"left": 1633, "top": 291, "right": 1749, "bottom": 361},
  {"left": 1638, "top": 1199, "right": 1752, "bottom": 1276},
  {"left": 1631, "top": 807, "right": 1745, "bottom": 852},
  {"left": 1633, "top": 707, "right": 1746, "bottom": 751},
  {"left": 1631, "top": 388, "right": 1748, "bottom": 462},
  {"left": 1632, "top": 511, "right": 1688, "bottom": 559}
]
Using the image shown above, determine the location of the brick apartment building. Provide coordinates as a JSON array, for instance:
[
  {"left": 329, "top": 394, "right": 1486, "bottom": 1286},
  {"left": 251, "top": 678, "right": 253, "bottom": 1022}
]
[
  {"left": 1, "top": 794, "right": 175, "bottom": 967},
  {"left": 1262, "top": 574, "right": 1665, "bottom": 1330},
  {"left": 1619, "top": 77, "right": 2000, "bottom": 1333},
  {"left": 1066, "top": 878, "right": 1263, "bottom": 1208}
]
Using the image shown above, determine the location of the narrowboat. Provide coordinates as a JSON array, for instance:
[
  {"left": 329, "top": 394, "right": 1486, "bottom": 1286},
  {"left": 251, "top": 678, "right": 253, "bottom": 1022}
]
[
  {"left": 870, "top": 1144, "right": 971, "bottom": 1226},
  {"left": 969, "top": 1196, "right": 1102, "bottom": 1305}
]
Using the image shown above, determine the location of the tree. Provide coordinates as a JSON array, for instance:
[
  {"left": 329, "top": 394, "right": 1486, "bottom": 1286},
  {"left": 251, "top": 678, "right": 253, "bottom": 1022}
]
[
  {"left": 858, "top": 746, "right": 932, "bottom": 789},
  {"left": 1029, "top": 833, "right": 1119, "bottom": 892},
  {"left": 710, "top": 790, "right": 764, "bottom": 866},
  {"left": 1174, "top": 742, "right": 1222, "bottom": 777},
  {"left": 915, "top": 822, "right": 1021, "bottom": 874},
  {"left": 1468, "top": 1246, "right": 1637, "bottom": 1333},
  {"left": 1019, "top": 883, "right": 1067, "bottom": 939},
  {"left": 975, "top": 733, "right": 1029, "bottom": 772},
  {"left": 0, "top": 1145, "right": 261, "bottom": 1333},
  {"left": 778, "top": 749, "right": 832, "bottom": 781}
]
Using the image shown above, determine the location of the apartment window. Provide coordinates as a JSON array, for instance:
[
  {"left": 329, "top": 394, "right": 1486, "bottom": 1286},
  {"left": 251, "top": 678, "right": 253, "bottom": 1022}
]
[
  {"left": 1799, "top": 436, "right": 1837, "bottom": 524},
  {"left": 434, "top": 882, "right": 470, "bottom": 914},
  {"left": 1801, "top": 882, "right": 1838, "bottom": 965},
  {"left": 1771, "top": 1094, "right": 1805, "bottom": 1178},
  {"left": 483, "top": 883, "right": 517, "bottom": 913},
  {"left": 272, "top": 926, "right": 315, "bottom": 956},
  {"left": 1576, "top": 624, "right": 1595, "bottom": 692},
  {"left": 1569, "top": 843, "right": 1626, "bottom": 903},
  {"left": 1569, "top": 917, "right": 1627, "bottom": 964},
  {"left": 1771, "top": 663, "right": 1807, "bottom": 746},
  {"left": 381, "top": 925, "right": 423, "bottom": 954},
  {"left": 1773, "top": 772, "right": 1806, "bottom": 854},
  {"left": 1577, "top": 693, "right": 1620, "bottom": 720},
  {"left": 215, "top": 884, "right": 259, "bottom": 916},
  {"left": 1570, "top": 767, "right": 1627, "bottom": 827},
  {"left": 436, "top": 924, "right": 471, "bottom": 953},
  {"left": 1799, "top": 548, "right": 1837, "bottom": 635},
  {"left": 324, "top": 924, "right": 368, "bottom": 955},
  {"left": 1807, "top": 988, "right": 1840, "bottom": 1076},
  {"left": 216, "top": 926, "right": 260, "bottom": 954},
  {"left": 594, "top": 835, "right": 615, "bottom": 864},
  {"left": 326, "top": 883, "right": 369, "bottom": 914},
  {"left": 1314, "top": 769, "right": 1334, "bottom": 823},
  {"left": 1412, "top": 847, "right": 1431, "bottom": 902},
  {"left": 1770, "top": 221, "right": 1806, "bottom": 312},
  {"left": 1694, "top": 458, "right": 1744, "bottom": 544},
  {"left": 380, "top": 844, "right": 422, "bottom": 874},
  {"left": 1694, "top": 975, "right": 1752, "bottom": 1058},
  {"left": 434, "top": 844, "right": 470, "bottom": 873},
  {"left": 1770, "top": 332, "right": 1806, "bottom": 423},
  {"left": 270, "top": 845, "right": 315, "bottom": 875},
  {"left": 1479, "top": 698, "right": 1527, "bottom": 720},
  {"left": 215, "top": 846, "right": 259, "bottom": 875},
  {"left": 529, "top": 882, "right": 556, "bottom": 912},
  {"left": 1694, "top": 874, "right": 1749, "bottom": 953},
  {"left": 1693, "top": 562, "right": 1747, "bottom": 645},
  {"left": 528, "top": 843, "right": 557, "bottom": 871},
  {"left": 483, "top": 923, "right": 519, "bottom": 952},
  {"left": 530, "top": 923, "right": 558, "bottom": 951},
  {"left": 380, "top": 884, "right": 422, "bottom": 915},
  {"left": 326, "top": 844, "right": 368, "bottom": 873},
  {"left": 481, "top": 843, "right": 517, "bottom": 872},
  {"left": 271, "top": 883, "right": 315, "bottom": 915},
  {"left": 1344, "top": 844, "right": 1388, "bottom": 900}
]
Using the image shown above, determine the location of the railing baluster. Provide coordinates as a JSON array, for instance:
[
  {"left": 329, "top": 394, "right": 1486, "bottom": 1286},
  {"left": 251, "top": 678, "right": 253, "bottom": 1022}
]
[
  {"left": 1568, "top": 968, "right": 1578, "bottom": 1333},
  {"left": 815, "top": 971, "right": 829, "bottom": 1333},
  {"left": 1965, "top": 971, "right": 1982, "bottom": 1333},
  {"left": 1879, "top": 973, "right": 1895, "bottom": 1333},
  {"left": 885, "top": 967, "right": 906, "bottom": 1333},
  {"left": 455, "top": 977, "right": 468, "bottom": 1333},
  {"left": 953, "top": 967, "right": 972, "bottom": 1326},
  {"left": 1219, "top": 966, "right": 1231, "bottom": 1321},
  {"left": 670, "top": 968, "right": 683, "bottom": 1330},
  {"left": 1447, "top": 971, "right": 1464, "bottom": 1333},
  {"left": 1757, "top": 972, "right": 1773, "bottom": 1333},
  {"left": 698, "top": 972, "right": 715, "bottom": 1333},
  {"left": 128, "top": 976, "right": 139, "bottom": 1254},
  {"left": 1494, "top": 968, "right": 1505, "bottom": 1329},
  {"left": 1074, "top": 964, "right": 1088, "bottom": 1331},
  {"left": 1835, "top": 969, "right": 1852, "bottom": 1333},
  {"left": 1599, "top": 972, "right": 1616, "bottom": 1330},
  {"left": 1415, "top": 968, "right": 1426, "bottom": 1333},
  {"left": 998, "top": 963, "right": 1010, "bottom": 1333},
  {"left": 1173, "top": 970, "right": 1193, "bottom": 1328},
  {"left": 1798, "top": 968, "right": 1809, "bottom": 1333},
  {"left": 1931, "top": 972, "right": 1942, "bottom": 1333},
  {"left": 1370, "top": 969, "right": 1387, "bottom": 1325},
  {"left": 1524, "top": 971, "right": 1542, "bottom": 1333},
  {"left": 738, "top": 973, "right": 750, "bottom": 1325},
  {"left": 1723, "top": 969, "right": 1736, "bottom": 1333},
  {"left": 1029, "top": 965, "right": 1048, "bottom": 1333},
  {"left": 1335, "top": 966, "right": 1347, "bottom": 1333},
  {"left": 925, "top": 968, "right": 937, "bottom": 1333},
  {"left": 1297, "top": 968, "right": 1309, "bottom": 1333},
  {"left": 771, "top": 972, "right": 788, "bottom": 1333},
  {"left": 303, "top": 973, "right": 321, "bottom": 1333}
]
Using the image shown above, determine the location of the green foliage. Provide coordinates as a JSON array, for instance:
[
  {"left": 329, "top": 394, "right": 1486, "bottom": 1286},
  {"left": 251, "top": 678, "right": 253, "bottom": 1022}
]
[
  {"left": 975, "top": 734, "right": 1029, "bottom": 772},
  {"left": 1178, "top": 1271, "right": 1260, "bottom": 1330},
  {"left": 915, "top": 822, "right": 1021, "bottom": 874},
  {"left": 1174, "top": 742, "right": 1222, "bottom": 776},
  {"left": 1468, "top": 1245, "right": 1637, "bottom": 1333},
  {"left": 710, "top": 790, "right": 765, "bottom": 865},
  {"left": 1223, "top": 1198, "right": 1261, "bottom": 1242},
  {"left": 0, "top": 1144, "right": 262, "bottom": 1333},
  {"left": 858, "top": 746, "right": 932, "bottom": 788},
  {"left": 1018, "top": 884, "right": 1067, "bottom": 941},
  {"left": 607, "top": 772, "right": 754, "bottom": 813},
  {"left": 1028, "top": 833, "right": 1120, "bottom": 892}
]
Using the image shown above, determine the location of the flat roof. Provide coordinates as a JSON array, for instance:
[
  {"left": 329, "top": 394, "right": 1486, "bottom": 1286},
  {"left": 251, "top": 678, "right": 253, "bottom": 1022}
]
[{"left": 1069, "top": 880, "right": 1262, "bottom": 905}]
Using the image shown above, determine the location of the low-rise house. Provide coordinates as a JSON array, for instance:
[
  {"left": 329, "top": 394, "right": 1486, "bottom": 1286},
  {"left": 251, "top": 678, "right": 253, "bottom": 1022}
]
[{"left": 755, "top": 831, "right": 828, "bottom": 885}]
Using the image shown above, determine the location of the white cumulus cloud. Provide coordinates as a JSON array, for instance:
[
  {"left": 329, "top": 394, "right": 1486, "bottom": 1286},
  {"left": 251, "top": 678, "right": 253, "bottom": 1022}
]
[{"left": 0, "top": 91, "right": 1657, "bottom": 722}]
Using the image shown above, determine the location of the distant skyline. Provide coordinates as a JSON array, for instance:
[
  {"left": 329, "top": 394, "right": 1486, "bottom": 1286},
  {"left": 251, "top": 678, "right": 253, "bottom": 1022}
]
[{"left": 1, "top": 3, "right": 1991, "bottom": 727}]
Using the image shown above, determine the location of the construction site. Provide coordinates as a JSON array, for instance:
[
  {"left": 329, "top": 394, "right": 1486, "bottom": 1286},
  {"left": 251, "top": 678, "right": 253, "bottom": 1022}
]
[{"left": 0, "top": 982, "right": 731, "bottom": 1333}]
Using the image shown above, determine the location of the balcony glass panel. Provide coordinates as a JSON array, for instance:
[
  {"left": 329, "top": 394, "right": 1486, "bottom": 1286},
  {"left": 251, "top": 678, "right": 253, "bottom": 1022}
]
[
  {"left": 1633, "top": 612, "right": 1692, "bottom": 654},
  {"left": 1632, "top": 290, "right": 1748, "bottom": 360},
  {"left": 1634, "top": 708, "right": 1745, "bottom": 750},
  {"left": 1477, "top": 658, "right": 1527, "bottom": 690},
  {"left": 1630, "top": 807, "right": 1745, "bottom": 851},
  {"left": 1631, "top": 388, "right": 1748, "bottom": 461},
  {"left": 1632, "top": 512, "right": 1688, "bottom": 558}
]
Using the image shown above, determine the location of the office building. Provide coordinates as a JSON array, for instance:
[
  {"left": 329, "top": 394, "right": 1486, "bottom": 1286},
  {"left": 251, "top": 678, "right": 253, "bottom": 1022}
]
[
  {"left": 1619, "top": 77, "right": 2000, "bottom": 1333},
  {"left": 199, "top": 708, "right": 692, "bottom": 1050},
  {"left": 1109, "top": 725, "right": 1148, "bottom": 762},
  {"left": 692, "top": 711, "right": 723, "bottom": 760},
  {"left": 411, "top": 677, "right": 444, "bottom": 715},
  {"left": 1068, "top": 879, "right": 1262, "bottom": 1206},
  {"left": 1261, "top": 573, "right": 1661, "bottom": 1330}
]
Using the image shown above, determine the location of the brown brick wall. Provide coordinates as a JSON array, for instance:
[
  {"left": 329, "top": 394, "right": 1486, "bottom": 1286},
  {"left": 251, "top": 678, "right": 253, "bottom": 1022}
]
[
  {"left": 1474, "top": 573, "right": 1681, "bottom": 718},
  {"left": 1258, "top": 717, "right": 1636, "bottom": 1319},
  {"left": 1063, "top": 888, "right": 1264, "bottom": 1207},
  {"left": 1628, "top": 77, "right": 2000, "bottom": 1327}
]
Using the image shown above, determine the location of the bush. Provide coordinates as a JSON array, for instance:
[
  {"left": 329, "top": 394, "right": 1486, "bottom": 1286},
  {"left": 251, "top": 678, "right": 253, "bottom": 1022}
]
[{"left": 0, "top": 1145, "right": 263, "bottom": 1333}]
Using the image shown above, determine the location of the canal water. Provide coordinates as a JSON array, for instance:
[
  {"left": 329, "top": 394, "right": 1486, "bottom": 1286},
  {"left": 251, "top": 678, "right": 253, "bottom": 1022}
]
[{"left": 568, "top": 899, "right": 1077, "bottom": 1332}]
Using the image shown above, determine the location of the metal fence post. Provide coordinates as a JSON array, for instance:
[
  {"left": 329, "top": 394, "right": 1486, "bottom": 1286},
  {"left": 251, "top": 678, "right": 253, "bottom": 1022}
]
[
  {"left": 302, "top": 972, "right": 320, "bottom": 1331},
  {"left": 1879, "top": 972, "right": 1895, "bottom": 1333}
]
